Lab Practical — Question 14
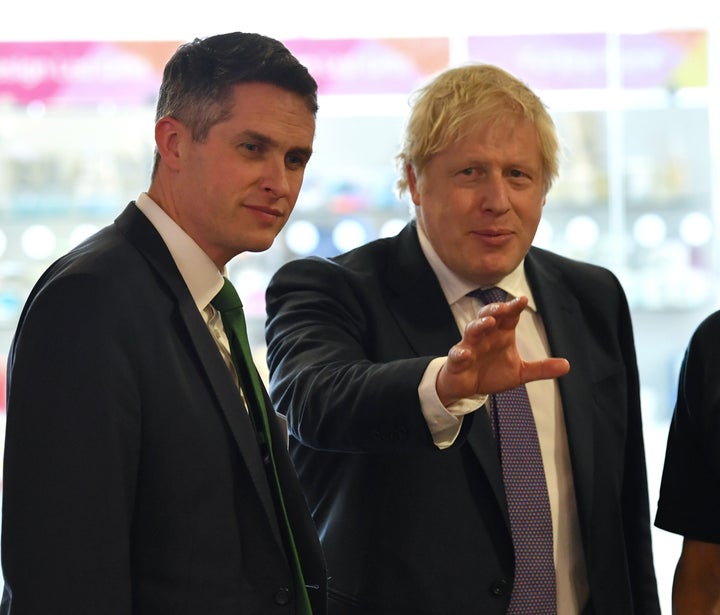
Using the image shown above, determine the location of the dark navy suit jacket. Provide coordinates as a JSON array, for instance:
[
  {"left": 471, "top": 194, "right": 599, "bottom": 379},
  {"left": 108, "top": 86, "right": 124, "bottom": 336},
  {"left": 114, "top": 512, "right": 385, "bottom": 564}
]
[
  {"left": 1, "top": 203, "right": 326, "bottom": 614},
  {"left": 266, "top": 221, "right": 659, "bottom": 615}
]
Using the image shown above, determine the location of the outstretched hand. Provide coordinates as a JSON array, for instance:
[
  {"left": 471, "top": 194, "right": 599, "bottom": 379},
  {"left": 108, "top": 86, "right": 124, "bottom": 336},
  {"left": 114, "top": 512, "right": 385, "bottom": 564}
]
[{"left": 435, "top": 296, "right": 570, "bottom": 406}]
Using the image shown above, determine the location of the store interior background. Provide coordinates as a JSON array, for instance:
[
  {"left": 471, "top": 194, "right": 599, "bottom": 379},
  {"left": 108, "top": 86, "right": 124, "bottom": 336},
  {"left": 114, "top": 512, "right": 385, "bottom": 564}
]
[{"left": 1, "top": 0, "right": 717, "bottom": 609}]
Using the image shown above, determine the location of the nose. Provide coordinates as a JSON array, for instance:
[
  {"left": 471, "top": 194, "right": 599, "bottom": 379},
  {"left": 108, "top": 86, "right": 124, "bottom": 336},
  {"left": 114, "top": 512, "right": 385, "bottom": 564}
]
[
  {"left": 259, "top": 156, "right": 290, "bottom": 198},
  {"left": 479, "top": 172, "right": 510, "bottom": 213}
]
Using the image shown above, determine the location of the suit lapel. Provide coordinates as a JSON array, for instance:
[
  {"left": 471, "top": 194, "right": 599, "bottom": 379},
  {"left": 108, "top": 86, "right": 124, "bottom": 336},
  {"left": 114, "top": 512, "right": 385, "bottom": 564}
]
[
  {"left": 114, "top": 204, "right": 282, "bottom": 541},
  {"left": 384, "top": 222, "right": 464, "bottom": 357},
  {"left": 385, "top": 223, "right": 508, "bottom": 512},
  {"left": 525, "top": 250, "right": 595, "bottom": 530},
  {"left": 177, "top": 298, "right": 282, "bottom": 532}
]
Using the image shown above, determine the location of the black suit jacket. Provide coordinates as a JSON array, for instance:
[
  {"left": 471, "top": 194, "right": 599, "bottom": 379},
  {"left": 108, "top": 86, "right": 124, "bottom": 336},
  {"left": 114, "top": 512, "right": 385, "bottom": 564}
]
[
  {"left": 1, "top": 203, "right": 326, "bottom": 614},
  {"left": 265, "top": 221, "right": 659, "bottom": 615}
]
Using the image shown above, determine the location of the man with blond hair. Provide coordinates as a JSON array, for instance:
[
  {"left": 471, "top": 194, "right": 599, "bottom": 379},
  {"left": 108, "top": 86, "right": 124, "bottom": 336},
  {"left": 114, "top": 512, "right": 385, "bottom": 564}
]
[{"left": 265, "top": 63, "right": 659, "bottom": 614}]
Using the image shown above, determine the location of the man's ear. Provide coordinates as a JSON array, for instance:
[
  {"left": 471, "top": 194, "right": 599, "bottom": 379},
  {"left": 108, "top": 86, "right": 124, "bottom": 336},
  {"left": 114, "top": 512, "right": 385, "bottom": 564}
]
[
  {"left": 154, "top": 116, "right": 186, "bottom": 172},
  {"left": 407, "top": 164, "right": 421, "bottom": 207}
]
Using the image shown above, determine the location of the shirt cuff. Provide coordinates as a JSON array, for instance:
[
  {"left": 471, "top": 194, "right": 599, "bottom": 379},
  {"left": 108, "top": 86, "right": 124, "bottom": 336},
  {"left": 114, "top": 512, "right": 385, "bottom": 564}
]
[{"left": 419, "top": 357, "right": 488, "bottom": 449}]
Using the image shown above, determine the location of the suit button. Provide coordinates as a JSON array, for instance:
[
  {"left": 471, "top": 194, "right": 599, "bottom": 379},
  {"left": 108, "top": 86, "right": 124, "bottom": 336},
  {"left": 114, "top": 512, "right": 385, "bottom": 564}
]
[
  {"left": 274, "top": 587, "right": 291, "bottom": 605},
  {"left": 489, "top": 579, "right": 509, "bottom": 597}
]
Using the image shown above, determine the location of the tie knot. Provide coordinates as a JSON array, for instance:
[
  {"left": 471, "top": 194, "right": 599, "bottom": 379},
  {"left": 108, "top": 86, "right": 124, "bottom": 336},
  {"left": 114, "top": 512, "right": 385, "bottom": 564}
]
[
  {"left": 211, "top": 278, "right": 243, "bottom": 313},
  {"left": 469, "top": 287, "right": 507, "bottom": 305}
]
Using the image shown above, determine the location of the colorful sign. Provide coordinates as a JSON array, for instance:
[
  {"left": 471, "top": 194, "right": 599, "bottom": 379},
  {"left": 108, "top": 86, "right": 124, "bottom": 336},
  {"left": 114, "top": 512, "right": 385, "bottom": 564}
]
[
  {"left": 467, "top": 31, "right": 708, "bottom": 90},
  {"left": 0, "top": 38, "right": 449, "bottom": 105},
  {"left": 620, "top": 31, "right": 707, "bottom": 89},
  {"left": 284, "top": 38, "right": 449, "bottom": 95},
  {"left": 0, "top": 33, "right": 707, "bottom": 107},
  {"left": 0, "top": 41, "right": 178, "bottom": 106}
]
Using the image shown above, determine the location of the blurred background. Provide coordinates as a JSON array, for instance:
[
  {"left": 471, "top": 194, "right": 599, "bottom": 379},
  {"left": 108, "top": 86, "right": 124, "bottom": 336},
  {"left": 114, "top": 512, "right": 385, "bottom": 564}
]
[{"left": 1, "top": 1, "right": 717, "bottom": 610}]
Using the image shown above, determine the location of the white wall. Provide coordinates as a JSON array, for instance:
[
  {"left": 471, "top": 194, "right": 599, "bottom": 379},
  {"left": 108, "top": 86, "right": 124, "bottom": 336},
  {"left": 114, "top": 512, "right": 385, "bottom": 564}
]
[{"left": 2, "top": 0, "right": 715, "bottom": 42}]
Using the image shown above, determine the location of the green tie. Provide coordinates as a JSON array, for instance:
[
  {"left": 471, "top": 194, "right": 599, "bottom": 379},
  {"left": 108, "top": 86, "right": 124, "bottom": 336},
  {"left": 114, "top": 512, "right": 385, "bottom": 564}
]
[{"left": 212, "top": 277, "right": 312, "bottom": 615}]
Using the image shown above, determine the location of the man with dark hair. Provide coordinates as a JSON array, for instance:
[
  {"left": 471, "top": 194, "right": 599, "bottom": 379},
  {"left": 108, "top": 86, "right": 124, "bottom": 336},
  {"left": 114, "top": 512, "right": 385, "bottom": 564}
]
[{"left": 1, "top": 32, "right": 325, "bottom": 614}]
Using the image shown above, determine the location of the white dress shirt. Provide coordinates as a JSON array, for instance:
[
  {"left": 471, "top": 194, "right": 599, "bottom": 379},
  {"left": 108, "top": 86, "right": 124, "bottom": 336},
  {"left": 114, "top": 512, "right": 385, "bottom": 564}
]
[
  {"left": 415, "top": 224, "right": 589, "bottom": 615},
  {"left": 135, "top": 193, "right": 232, "bottom": 367}
]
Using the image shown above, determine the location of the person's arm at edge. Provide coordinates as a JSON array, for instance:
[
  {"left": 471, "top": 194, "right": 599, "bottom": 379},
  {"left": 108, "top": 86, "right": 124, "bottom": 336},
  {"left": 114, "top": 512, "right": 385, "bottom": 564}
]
[{"left": 672, "top": 539, "right": 720, "bottom": 615}]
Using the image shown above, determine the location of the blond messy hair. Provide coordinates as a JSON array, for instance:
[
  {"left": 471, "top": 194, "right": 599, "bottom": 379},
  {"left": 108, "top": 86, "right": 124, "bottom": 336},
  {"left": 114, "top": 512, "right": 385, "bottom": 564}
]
[{"left": 396, "top": 63, "right": 559, "bottom": 197}]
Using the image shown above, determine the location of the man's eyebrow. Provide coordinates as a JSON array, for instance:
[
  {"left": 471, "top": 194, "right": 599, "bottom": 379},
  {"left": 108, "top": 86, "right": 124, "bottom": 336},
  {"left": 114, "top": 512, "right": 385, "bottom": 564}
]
[
  {"left": 289, "top": 145, "right": 314, "bottom": 160},
  {"left": 240, "top": 129, "right": 312, "bottom": 158},
  {"left": 240, "top": 129, "right": 276, "bottom": 147}
]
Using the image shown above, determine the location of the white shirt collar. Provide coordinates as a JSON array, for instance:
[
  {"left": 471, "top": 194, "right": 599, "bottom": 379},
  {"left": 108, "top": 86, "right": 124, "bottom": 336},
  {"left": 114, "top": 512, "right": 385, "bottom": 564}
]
[
  {"left": 415, "top": 222, "right": 537, "bottom": 312},
  {"left": 135, "top": 192, "right": 225, "bottom": 312}
]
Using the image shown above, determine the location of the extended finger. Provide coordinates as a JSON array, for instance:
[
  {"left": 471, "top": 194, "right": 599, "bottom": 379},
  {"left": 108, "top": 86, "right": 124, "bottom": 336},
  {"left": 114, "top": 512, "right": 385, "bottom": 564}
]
[
  {"left": 477, "top": 296, "right": 527, "bottom": 329},
  {"left": 461, "top": 315, "right": 503, "bottom": 346},
  {"left": 477, "top": 295, "right": 528, "bottom": 316},
  {"left": 520, "top": 357, "right": 571, "bottom": 383}
]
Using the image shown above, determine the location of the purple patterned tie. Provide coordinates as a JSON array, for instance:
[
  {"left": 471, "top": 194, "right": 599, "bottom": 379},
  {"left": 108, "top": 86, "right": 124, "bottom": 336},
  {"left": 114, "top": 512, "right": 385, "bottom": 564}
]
[{"left": 472, "top": 287, "right": 557, "bottom": 614}]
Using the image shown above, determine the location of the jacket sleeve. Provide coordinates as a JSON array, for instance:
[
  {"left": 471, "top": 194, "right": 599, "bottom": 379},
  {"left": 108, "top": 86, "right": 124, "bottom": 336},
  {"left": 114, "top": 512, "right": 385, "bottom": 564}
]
[
  {"left": 2, "top": 272, "right": 140, "bottom": 613},
  {"left": 265, "top": 256, "right": 442, "bottom": 453}
]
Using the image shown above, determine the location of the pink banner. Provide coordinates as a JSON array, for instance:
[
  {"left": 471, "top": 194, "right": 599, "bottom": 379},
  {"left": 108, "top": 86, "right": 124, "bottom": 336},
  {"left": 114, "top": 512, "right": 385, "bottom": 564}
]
[
  {"left": 0, "top": 33, "right": 705, "bottom": 106},
  {"left": 284, "top": 38, "right": 449, "bottom": 95},
  {"left": 0, "top": 38, "right": 448, "bottom": 104},
  {"left": 0, "top": 41, "right": 178, "bottom": 105}
]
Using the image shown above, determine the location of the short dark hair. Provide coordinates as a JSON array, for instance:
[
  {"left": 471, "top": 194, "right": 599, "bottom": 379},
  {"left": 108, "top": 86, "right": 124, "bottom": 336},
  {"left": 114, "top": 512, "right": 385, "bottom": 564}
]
[{"left": 152, "top": 32, "right": 318, "bottom": 175}]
